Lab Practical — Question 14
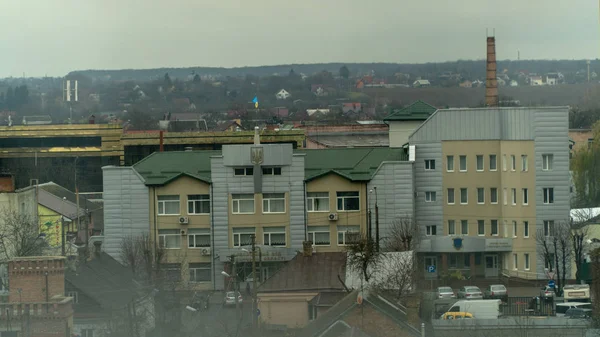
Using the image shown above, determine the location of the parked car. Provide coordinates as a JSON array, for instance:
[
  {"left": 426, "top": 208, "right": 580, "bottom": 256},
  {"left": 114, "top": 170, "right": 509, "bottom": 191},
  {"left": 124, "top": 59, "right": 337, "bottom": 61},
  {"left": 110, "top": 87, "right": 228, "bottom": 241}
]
[
  {"left": 457, "top": 286, "right": 483, "bottom": 299},
  {"left": 540, "top": 286, "right": 555, "bottom": 300},
  {"left": 556, "top": 302, "right": 592, "bottom": 317},
  {"left": 224, "top": 291, "right": 243, "bottom": 306},
  {"left": 441, "top": 312, "right": 474, "bottom": 320},
  {"left": 565, "top": 307, "right": 592, "bottom": 319},
  {"left": 563, "top": 284, "right": 590, "bottom": 302},
  {"left": 444, "top": 299, "right": 501, "bottom": 319},
  {"left": 436, "top": 286, "right": 456, "bottom": 299},
  {"left": 484, "top": 284, "right": 508, "bottom": 300}
]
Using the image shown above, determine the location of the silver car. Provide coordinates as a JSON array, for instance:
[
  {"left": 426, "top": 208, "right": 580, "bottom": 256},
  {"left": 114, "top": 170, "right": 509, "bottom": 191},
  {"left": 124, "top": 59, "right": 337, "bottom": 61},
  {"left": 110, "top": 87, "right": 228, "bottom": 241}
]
[
  {"left": 223, "top": 291, "right": 243, "bottom": 306},
  {"left": 436, "top": 286, "right": 456, "bottom": 299},
  {"left": 484, "top": 284, "right": 508, "bottom": 300},
  {"left": 540, "top": 286, "right": 555, "bottom": 300},
  {"left": 457, "top": 286, "right": 483, "bottom": 299}
]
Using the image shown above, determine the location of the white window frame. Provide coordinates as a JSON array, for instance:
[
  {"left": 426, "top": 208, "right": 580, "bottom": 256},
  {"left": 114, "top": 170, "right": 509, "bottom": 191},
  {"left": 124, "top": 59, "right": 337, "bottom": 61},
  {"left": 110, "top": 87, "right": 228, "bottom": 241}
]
[
  {"left": 234, "top": 167, "right": 254, "bottom": 176},
  {"left": 542, "top": 154, "right": 553, "bottom": 171},
  {"left": 476, "top": 155, "right": 484, "bottom": 171},
  {"left": 337, "top": 226, "right": 360, "bottom": 246},
  {"left": 512, "top": 221, "right": 517, "bottom": 238},
  {"left": 263, "top": 227, "right": 286, "bottom": 247},
  {"left": 187, "top": 194, "right": 210, "bottom": 215},
  {"left": 448, "top": 220, "right": 456, "bottom": 236},
  {"left": 522, "top": 188, "right": 528, "bottom": 205},
  {"left": 521, "top": 155, "right": 528, "bottom": 172},
  {"left": 513, "top": 254, "right": 518, "bottom": 270},
  {"left": 460, "top": 188, "right": 468, "bottom": 204},
  {"left": 262, "top": 193, "right": 286, "bottom": 214},
  {"left": 489, "top": 154, "right": 497, "bottom": 171},
  {"left": 306, "top": 192, "right": 330, "bottom": 212},
  {"left": 459, "top": 155, "right": 467, "bottom": 172},
  {"left": 477, "top": 220, "right": 485, "bottom": 236},
  {"left": 158, "top": 229, "right": 181, "bottom": 249},
  {"left": 232, "top": 228, "right": 255, "bottom": 247},
  {"left": 491, "top": 220, "right": 499, "bottom": 236},
  {"left": 524, "top": 221, "right": 529, "bottom": 238},
  {"left": 232, "top": 194, "right": 255, "bottom": 214},
  {"left": 511, "top": 155, "right": 516, "bottom": 171},
  {"left": 447, "top": 155, "right": 454, "bottom": 172},
  {"left": 524, "top": 253, "right": 530, "bottom": 270},
  {"left": 511, "top": 188, "right": 517, "bottom": 205},
  {"left": 543, "top": 220, "right": 554, "bottom": 237},
  {"left": 157, "top": 195, "right": 180, "bottom": 216},
  {"left": 477, "top": 187, "right": 485, "bottom": 204},
  {"left": 188, "top": 229, "right": 211, "bottom": 248},
  {"left": 447, "top": 188, "right": 455, "bottom": 205},
  {"left": 262, "top": 167, "right": 282, "bottom": 175},
  {"left": 460, "top": 220, "right": 468, "bottom": 235},
  {"left": 425, "top": 191, "right": 437, "bottom": 202},
  {"left": 189, "top": 263, "right": 212, "bottom": 283},
  {"left": 425, "top": 159, "right": 435, "bottom": 171},
  {"left": 426, "top": 225, "right": 437, "bottom": 236},
  {"left": 336, "top": 192, "right": 360, "bottom": 211},
  {"left": 307, "top": 226, "right": 331, "bottom": 246},
  {"left": 490, "top": 188, "right": 498, "bottom": 204},
  {"left": 543, "top": 188, "right": 554, "bottom": 204}
]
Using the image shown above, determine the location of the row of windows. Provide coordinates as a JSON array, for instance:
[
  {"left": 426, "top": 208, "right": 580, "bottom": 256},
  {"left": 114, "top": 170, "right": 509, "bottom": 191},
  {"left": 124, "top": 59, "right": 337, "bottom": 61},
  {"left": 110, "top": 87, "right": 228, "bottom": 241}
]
[
  {"left": 162, "top": 262, "right": 212, "bottom": 283},
  {"left": 425, "top": 154, "right": 554, "bottom": 172},
  {"left": 234, "top": 166, "right": 282, "bottom": 176},
  {"left": 426, "top": 187, "right": 554, "bottom": 205},
  {"left": 158, "top": 225, "right": 361, "bottom": 249},
  {"left": 157, "top": 191, "right": 361, "bottom": 215},
  {"left": 426, "top": 220, "right": 555, "bottom": 238},
  {"left": 512, "top": 253, "right": 532, "bottom": 271}
]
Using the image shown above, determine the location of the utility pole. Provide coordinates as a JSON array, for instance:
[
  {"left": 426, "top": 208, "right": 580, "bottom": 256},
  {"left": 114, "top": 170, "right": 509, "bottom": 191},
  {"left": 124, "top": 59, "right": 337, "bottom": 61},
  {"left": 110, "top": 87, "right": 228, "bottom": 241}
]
[
  {"left": 231, "top": 255, "right": 240, "bottom": 324},
  {"left": 251, "top": 234, "right": 258, "bottom": 334},
  {"left": 61, "top": 216, "right": 65, "bottom": 256}
]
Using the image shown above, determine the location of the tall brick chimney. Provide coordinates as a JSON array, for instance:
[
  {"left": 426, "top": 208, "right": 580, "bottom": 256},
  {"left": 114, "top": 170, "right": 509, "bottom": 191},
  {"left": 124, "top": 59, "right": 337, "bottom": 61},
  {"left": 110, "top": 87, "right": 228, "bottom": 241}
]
[{"left": 485, "top": 36, "right": 499, "bottom": 107}]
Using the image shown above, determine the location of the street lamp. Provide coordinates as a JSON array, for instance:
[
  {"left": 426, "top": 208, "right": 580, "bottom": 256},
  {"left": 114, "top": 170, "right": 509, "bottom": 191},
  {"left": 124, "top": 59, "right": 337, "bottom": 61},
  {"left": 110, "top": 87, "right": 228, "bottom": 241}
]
[
  {"left": 221, "top": 271, "right": 231, "bottom": 278},
  {"left": 369, "top": 187, "right": 380, "bottom": 252}
]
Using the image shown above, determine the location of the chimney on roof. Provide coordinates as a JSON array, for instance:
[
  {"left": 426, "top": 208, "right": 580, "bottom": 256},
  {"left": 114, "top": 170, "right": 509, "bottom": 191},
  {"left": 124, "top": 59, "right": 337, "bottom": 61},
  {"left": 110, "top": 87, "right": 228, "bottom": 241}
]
[
  {"left": 253, "top": 126, "right": 260, "bottom": 145},
  {"left": 485, "top": 35, "right": 499, "bottom": 107},
  {"left": 302, "top": 241, "right": 313, "bottom": 257}
]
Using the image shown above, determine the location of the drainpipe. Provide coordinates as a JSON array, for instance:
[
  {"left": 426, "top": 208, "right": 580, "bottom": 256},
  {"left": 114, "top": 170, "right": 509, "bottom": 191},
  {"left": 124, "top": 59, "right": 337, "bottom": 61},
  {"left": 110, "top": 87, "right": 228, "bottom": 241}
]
[{"left": 210, "top": 183, "right": 216, "bottom": 291}]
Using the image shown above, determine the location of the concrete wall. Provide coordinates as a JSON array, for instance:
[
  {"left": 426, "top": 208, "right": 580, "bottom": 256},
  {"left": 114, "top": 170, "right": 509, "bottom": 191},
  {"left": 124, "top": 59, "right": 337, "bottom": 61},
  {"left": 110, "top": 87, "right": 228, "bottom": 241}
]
[
  {"left": 258, "top": 292, "right": 317, "bottom": 328},
  {"left": 389, "top": 120, "right": 423, "bottom": 147}
]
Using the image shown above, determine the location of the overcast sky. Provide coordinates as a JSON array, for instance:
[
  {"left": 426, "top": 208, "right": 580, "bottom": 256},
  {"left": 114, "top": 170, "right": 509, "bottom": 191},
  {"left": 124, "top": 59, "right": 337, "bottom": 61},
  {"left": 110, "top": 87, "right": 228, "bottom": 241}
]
[{"left": 1, "top": 0, "right": 598, "bottom": 78}]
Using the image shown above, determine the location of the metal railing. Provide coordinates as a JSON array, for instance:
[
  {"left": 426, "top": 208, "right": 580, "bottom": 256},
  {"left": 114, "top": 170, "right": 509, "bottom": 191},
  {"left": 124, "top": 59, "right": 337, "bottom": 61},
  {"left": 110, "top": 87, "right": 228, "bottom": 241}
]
[{"left": 500, "top": 297, "right": 555, "bottom": 317}]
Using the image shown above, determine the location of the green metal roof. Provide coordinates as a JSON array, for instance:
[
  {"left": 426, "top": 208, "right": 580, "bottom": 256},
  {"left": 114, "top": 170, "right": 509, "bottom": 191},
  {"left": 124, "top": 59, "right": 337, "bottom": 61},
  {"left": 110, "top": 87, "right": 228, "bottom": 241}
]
[
  {"left": 133, "top": 147, "right": 407, "bottom": 186},
  {"left": 383, "top": 100, "right": 437, "bottom": 121}
]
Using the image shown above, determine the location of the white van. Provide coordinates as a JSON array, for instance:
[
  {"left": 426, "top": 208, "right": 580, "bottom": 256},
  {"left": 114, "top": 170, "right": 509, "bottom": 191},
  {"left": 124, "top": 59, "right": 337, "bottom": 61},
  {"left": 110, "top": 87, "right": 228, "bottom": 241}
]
[
  {"left": 555, "top": 302, "right": 592, "bottom": 317},
  {"left": 563, "top": 284, "right": 590, "bottom": 302},
  {"left": 444, "top": 299, "right": 501, "bottom": 319}
]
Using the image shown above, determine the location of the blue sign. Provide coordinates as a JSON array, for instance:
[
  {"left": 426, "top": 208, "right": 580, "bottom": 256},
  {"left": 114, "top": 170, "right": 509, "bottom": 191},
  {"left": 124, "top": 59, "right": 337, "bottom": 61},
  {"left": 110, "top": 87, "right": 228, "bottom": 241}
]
[
  {"left": 453, "top": 238, "right": 463, "bottom": 250},
  {"left": 548, "top": 280, "right": 555, "bottom": 288},
  {"left": 428, "top": 265, "right": 436, "bottom": 273},
  {"left": 256, "top": 309, "right": 261, "bottom": 316}
]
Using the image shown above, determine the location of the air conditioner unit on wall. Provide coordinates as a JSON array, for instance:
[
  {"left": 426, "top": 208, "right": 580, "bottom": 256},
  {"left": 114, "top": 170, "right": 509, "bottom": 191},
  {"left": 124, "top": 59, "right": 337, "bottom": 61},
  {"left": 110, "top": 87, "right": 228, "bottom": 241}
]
[
  {"left": 328, "top": 213, "right": 338, "bottom": 221},
  {"left": 179, "top": 216, "right": 189, "bottom": 225},
  {"left": 201, "top": 248, "right": 211, "bottom": 256}
]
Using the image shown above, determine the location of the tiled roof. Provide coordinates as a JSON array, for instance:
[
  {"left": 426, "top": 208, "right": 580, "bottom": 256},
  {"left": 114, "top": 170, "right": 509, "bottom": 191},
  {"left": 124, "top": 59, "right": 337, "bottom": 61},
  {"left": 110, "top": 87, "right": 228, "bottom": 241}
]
[
  {"left": 383, "top": 100, "right": 437, "bottom": 121},
  {"left": 133, "top": 147, "right": 407, "bottom": 186},
  {"left": 258, "top": 252, "right": 347, "bottom": 292}
]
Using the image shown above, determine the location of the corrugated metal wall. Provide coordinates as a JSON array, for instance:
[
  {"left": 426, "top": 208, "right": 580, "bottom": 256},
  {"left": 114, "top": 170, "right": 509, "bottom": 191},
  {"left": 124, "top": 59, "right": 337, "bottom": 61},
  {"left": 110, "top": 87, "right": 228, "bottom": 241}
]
[{"left": 412, "top": 143, "right": 443, "bottom": 237}]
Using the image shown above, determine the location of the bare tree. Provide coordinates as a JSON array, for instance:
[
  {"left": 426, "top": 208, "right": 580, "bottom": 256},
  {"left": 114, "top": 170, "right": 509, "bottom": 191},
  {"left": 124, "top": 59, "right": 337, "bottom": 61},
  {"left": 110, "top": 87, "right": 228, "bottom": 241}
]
[
  {"left": 536, "top": 221, "right": 571, "bottom": 296},
  {"left": 0, "top": 209, "right": 46, "bottom": 260},
  {"left": 571, "top": 208, "right": 594, "bottom": 282},
  {"left": 373, "top": 251, "right": 416, "bottom": 299},
  {"left": 386, "top": 216, "right": 419, "bottom": 252},
  {"left": 346, "top": 233, "right": 382, "bottom": 283}
]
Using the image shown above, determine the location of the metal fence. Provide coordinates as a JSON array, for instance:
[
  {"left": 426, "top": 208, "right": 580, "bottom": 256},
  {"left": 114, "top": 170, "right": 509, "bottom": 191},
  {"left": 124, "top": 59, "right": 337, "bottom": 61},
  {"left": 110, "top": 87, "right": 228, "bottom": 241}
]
[{"left": 500, "top": 296, "right": 555, "bottom": 316}]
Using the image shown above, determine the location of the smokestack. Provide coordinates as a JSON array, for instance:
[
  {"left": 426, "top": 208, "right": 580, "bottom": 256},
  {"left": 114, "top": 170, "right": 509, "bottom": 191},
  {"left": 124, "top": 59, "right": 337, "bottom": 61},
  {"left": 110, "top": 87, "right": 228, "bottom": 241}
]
[{"left": 485, "top": 36, "right": 498, "bottom": 107}]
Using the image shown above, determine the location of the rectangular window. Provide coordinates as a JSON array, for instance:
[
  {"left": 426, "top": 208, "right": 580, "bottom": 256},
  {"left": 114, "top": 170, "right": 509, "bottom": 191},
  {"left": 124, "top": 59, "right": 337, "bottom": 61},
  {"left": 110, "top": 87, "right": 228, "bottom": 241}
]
[
  {"left": 448, "top": 220, "right": 455, "bottom": 235},
  {"left": 464, "top": 254, "right": 471, "bottom": 268},
  {"left": 491, "top": 220, "right": 498, "bottom": 236},
  {"left": 263, "top": 227, "right": 286, "bottom": 246},
  {"left": 188, "top": 228, "right": 210, "bottom": 248},
  {"left": 513, "top": 254, "right": 518, "bottom": 270},
  {"left": 477, "top": 220, "right": 485, "bottom": 236},
  {"left": 477, "top": 188, "right": 485, "bottom": 204},
  {"left": 163, "top": 263, "right": 181, "bottom": 282},
  {"left": 262, "top": 167, "right": 282, "bottom": 175},
  {"left": 189, "top": 263, "right": 211, "bottom": 283},
  {"left": 263, "top": 193, "right": 286, "bottom": 213},
  {"left": 81, "top": 330, "right": 93, "bottom": 337},
  {"left": 188, "top": 195, "right": 210, "bottom": 214},
  {"left": 447, "top": 188, "right": 455, "bottom": 204},
  {"left": 490, "top": 188, "right": 498, "bottom": 204},
  {"left": 337, "top": 225, "right": 360, "bottom": 245},
  {"left": 543, "top": 188, "right": 554, "bottom": 204},
  {"left": 425, "top": 159, "right": 435, "bottom": 170},
  {"left": 512, "top": 221, "right": 517, "bottom": 238},
  {"left": 460, "top": 188, "right": 468, "bottom": 204},
  {"left": 449, "top": 255, "right": 458, "bottom": 269},
  {"left": 522, "top": 188, "right": 528, "bottom": 205},
  {"left": 476, "top": 155, "right": 484, "bottom": 171},
  {"left": 524, "top": 253, "right": 530, "bottom": 270},
  {"left": 543, "top": 220, "right": 554, "bottom": 237},
  {"left": 459, "top": 155, "right": 467, "bottom": 172},
  {"left": 511, "top": 155, "right": 516, "bottom": 171},
  {"left": 545, "top": 253, "right": 555, "bottom": 270},
  {"left": 337, "top": 192, "right": 360, "bottom": 211},
  {"left": 67, "top": 291, "right": 78, "bottom": 304},
  {"left": 307, "top": 192, "right": 330, "bottom": 212},
  {"left": 503, "top": 188, "right": 507, "bottom": 205},
  {"left": 447, "top": 155, "right": 454, "bottom": 172},
  {"left": 511, "top": 188, "right": 517, "bottom": 205},
  {"left": 232, "top": 194, "right": 255, "bottom": 214},
  {"left": 521, "top": 155, "right": 528, "bottom": 172},
  {"left": 524, "top": 221, "right": 529, "bottom": 238},
  {"left": 425, "top": 191, "right": 437, "bottom": 202},
  {"left": 307, "top": 226, "right": 330, "bottom": 246},
  {"left": 234, "top": 167, "right": 254, "bottom": 176},
  {"left": 158, "top": 229, "right": 181, "bottom": 249},
  {"left": 461, "top": 220, "right": 468, "bottom": 235},
  {"left": 158, "top": 195, "right": 180, "bottom": 215},
  {"left": 542, "top": 154, "right": 553, "bottom": 171},
  {"left": 232, "top": 227, "right": 255, "bottom": 247},
  {"left": 502, "top": 154, "right": 507, "bottom": 171},
  {"left": 426, "top": 225, "right": 437, "bottom": 236},
  {"left": 489, "top": 154, "right": 497, "bottom": 171}
]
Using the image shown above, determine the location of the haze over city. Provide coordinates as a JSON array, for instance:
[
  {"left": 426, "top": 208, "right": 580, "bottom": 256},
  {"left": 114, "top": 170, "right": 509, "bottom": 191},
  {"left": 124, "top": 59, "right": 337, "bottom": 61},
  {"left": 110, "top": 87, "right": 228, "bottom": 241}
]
[{"left": 1, "top": 0, "right": 599, "bottom": 78}]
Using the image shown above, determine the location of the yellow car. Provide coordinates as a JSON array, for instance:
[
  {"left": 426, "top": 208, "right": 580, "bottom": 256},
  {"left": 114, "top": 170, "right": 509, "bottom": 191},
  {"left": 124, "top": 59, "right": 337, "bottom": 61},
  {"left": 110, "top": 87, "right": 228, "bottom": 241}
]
[{"left": 441, "top": 312, "right": 474, "bottom": 320}]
